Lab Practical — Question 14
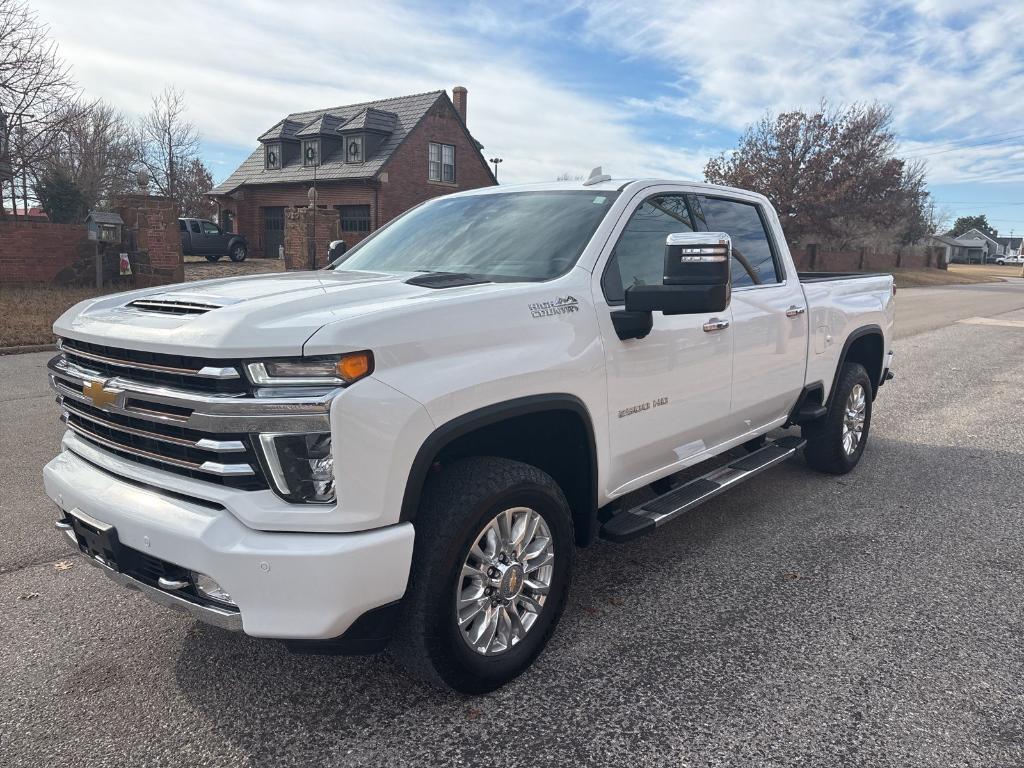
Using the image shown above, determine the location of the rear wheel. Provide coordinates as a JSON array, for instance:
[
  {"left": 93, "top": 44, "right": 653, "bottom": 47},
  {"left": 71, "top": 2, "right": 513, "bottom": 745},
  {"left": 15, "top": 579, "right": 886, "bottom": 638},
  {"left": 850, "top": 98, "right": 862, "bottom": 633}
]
[
  {"left": 390, "top": 457, "right": 574, "bottom": 693},
  {"left": 229, "top": 243, "right": 247, "bottom": 262},
  {"left": 802, "top": 362, "right": 872, "bottom": 474},
  {"left": 204, "top": 253, "right": 222, "bottom": 262}
]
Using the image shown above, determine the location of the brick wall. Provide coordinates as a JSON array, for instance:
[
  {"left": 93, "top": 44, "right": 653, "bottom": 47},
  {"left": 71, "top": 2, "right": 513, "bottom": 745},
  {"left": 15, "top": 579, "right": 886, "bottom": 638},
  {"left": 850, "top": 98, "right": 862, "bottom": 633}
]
[
  {"left": 0, "top": 220, "right": 93, "bottom": 285},
  {"left": 792, "top": 245, "right": 944, "bottom": 272},
  {"left": 116, "top": 194, "right": 183, "bottom": 287},
  {"left": 283, "top": 206, "right": 340, "bottom": 270}
]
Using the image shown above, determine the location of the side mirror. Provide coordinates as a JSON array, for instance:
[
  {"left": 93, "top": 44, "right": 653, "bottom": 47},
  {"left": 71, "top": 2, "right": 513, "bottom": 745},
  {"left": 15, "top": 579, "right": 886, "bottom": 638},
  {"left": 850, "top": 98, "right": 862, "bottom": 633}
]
[{"left": 625, "top": 232, "right": 731, "bottom": 316}]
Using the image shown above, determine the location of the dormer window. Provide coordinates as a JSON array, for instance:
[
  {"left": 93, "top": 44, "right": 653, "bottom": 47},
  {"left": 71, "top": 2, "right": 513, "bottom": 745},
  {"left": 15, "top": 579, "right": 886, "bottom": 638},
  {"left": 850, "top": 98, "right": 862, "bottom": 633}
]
[
  {"left": 302, "top": 139, "right": 320, "bottom": 167},
  {"left": 265, "top": 143, "right": 280, "bottom": 170},
  {"left": 346, "top": 135, "right": 363, "bottom": 163}
]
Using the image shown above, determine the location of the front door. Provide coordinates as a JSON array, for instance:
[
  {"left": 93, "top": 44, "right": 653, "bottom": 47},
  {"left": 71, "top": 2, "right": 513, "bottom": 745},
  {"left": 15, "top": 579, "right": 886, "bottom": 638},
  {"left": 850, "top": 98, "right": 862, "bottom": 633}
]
[
  {"left": 594, "top": 189, "right": 734, "bottom": 496},
  {"left": 263, "top": 207, "right": 285, "bottom": 258},
  {"left": 695, "top": 194, "right": 808, "bottom": 432}
]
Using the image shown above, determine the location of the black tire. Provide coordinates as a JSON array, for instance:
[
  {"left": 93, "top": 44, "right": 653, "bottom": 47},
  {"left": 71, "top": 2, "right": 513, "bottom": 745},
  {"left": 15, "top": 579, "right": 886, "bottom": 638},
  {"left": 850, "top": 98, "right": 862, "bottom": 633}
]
[
  {"left": 204, "top": 253, "right": 222, "bottom": 262},
  {"left": 229, "top": 243, "right": 247, "bottom": 262},
  {"left": 802, "top": 362, "right": 872, "bottom": 474},
  {"left": 390, "top": 457, "right": 574, "bottom": 693}
]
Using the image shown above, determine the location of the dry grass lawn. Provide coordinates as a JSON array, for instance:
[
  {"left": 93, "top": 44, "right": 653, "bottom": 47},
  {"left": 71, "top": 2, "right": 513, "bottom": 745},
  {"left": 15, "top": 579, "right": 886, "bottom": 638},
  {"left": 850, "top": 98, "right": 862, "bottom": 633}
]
[{"left": 892, "top": 265, "right": 1004, "bottom": 288}]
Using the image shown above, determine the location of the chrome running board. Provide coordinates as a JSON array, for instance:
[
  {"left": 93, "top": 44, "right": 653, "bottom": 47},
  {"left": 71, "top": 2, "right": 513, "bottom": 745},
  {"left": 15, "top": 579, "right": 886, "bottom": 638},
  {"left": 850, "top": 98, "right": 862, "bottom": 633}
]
[{"left": 600, "top": 435, "right": 806, "bottom": 543}]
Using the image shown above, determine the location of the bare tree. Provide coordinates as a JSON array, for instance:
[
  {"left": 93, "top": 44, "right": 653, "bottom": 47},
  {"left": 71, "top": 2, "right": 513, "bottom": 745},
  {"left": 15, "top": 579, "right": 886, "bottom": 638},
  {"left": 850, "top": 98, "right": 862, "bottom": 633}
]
[
  {"left": 705, "top": 102, "right": 934, "bottom": 249},
  {"left": 0, "top": 0, "right": 78, "bottom": 217},
  {"left": 37, "top": 99, "right": 140, "bottom": 212},
  {"left": 176, "top": 157, "right": 215, "bottom": 218},
  {"left": 137, "top": 85, "right": 201, "bottom": 214}
]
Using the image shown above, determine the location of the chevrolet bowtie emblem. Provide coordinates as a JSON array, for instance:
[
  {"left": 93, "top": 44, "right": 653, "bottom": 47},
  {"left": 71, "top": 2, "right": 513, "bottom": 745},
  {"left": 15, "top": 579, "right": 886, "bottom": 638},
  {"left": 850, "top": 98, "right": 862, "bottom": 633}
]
[{"left": 83, "top": 380, "right": 118, "bottom": 409}]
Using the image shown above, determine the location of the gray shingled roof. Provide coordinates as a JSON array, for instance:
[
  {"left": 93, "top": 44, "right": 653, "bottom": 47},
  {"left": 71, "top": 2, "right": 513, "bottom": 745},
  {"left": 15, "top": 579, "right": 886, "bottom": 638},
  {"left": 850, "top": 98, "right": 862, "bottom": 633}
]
[
  {"left": 212, "top": 90, "right": 447, "bottom": 194},
  {"left": 341, "top": 107, "right": 398, "bottom": 133},
  {"left": 257, "top": 118, "right": 303, "bottom": 142},
  {"left": 295, "top": 113, "right": 346, "bottom": 137}
]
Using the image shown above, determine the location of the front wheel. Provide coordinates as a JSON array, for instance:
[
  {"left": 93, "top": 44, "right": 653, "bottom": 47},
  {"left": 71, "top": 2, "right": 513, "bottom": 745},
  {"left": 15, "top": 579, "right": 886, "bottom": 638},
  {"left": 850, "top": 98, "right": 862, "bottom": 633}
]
[
  {"left": 204, "top": 253, "right": 222, "bottom": 262},
  {"left": 229, "top": 243, "right": 247, "bottom": 262},
  {"left": 390, "top": 457, "right": 574, "bottom": 693},
  {"left": 802, "top": 362, "right": 872, "bottom": 474}
]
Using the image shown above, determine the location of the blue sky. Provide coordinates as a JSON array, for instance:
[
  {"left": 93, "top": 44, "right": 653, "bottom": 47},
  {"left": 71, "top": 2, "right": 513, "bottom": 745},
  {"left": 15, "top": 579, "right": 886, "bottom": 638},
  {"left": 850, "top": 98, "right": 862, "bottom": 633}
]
[{"left": 32, "top": 0, "right": 1024, "bottom": 235}]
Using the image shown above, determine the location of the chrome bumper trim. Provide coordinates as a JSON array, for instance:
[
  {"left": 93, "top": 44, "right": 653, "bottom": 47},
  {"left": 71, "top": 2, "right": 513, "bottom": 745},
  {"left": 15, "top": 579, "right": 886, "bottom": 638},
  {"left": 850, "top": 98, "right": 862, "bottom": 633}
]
[{"left": 57, "top": 524, "right": 243, "bottom": 632}]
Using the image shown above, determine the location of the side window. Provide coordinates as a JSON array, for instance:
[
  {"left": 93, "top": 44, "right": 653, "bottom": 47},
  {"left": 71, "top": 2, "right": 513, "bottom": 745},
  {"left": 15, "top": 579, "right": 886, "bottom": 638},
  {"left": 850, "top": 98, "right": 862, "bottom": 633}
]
[
  {"left": 201, "top": 221, "right": 220, "bottom": 235},
  {"left": 699, "top": 197, "right": 780, "bottom": 287},
  {"left": 603, "top": 194, "right": 695, "bottom": 303},
  {"left": 189, "top": 220, "right": 201, "bottom": 234}
]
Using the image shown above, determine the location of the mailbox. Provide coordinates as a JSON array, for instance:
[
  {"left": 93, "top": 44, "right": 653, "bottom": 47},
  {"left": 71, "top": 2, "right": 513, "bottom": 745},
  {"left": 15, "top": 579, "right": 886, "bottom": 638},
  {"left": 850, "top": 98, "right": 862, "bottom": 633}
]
[{"left": 86, "top": 211, "right": 124, "bottom": 244}]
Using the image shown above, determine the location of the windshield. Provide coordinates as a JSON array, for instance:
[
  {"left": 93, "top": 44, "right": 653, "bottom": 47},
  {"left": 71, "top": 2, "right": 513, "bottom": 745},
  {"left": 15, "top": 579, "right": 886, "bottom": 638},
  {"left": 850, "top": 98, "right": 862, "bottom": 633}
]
[{"left": 335, "top": 190, "right": 619, "bottom": 281}]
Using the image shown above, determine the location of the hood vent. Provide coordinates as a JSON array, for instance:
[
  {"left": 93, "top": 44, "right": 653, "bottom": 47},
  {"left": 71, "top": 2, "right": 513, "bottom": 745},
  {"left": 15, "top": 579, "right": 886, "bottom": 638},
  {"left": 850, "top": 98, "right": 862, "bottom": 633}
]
[{"left": 127, "top": 296, "right": 224, "bottom": 316}]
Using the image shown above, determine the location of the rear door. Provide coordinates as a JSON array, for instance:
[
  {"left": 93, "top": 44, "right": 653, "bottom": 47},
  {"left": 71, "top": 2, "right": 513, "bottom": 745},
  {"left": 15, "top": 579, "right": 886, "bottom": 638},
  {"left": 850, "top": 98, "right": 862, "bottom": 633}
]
[
  {"left": 695, "top": 194, "right": 808, "bottom": 432},
  {"left": 594, "top": 188, "right": 734, "bottom": 494},
  {"left": 187, "top": 218, "right": 208, "bottom": 254}
]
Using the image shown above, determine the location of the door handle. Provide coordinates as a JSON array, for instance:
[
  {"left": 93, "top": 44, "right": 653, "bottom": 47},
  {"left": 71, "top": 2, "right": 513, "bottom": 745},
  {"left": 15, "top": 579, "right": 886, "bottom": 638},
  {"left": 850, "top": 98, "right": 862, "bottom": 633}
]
[
  {"left": 702, "top": 318, "right": 730, "bottom": 332},
  {"left": 786, "top": 305, "right": 806, "bottom": 317}
]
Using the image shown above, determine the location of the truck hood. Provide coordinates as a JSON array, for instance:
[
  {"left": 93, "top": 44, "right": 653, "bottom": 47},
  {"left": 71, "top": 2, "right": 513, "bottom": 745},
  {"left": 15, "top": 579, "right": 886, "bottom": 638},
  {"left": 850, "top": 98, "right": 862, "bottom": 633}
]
[{"left": 54, "top": 269, "right": 504, "bottom": 357}]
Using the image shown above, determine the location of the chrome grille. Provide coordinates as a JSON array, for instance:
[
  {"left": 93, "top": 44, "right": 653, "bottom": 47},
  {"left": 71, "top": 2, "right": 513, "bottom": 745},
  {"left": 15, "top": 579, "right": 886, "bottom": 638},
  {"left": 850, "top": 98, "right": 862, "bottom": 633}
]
[
  {"left": 49, "top": 339, "right": 338, "bottom": 496},
  {"left": 59, "top": 396, "right": 265, "bottom": 490},
  {"left": 59, "top": 338, "right": 246, "bottom": 394}
]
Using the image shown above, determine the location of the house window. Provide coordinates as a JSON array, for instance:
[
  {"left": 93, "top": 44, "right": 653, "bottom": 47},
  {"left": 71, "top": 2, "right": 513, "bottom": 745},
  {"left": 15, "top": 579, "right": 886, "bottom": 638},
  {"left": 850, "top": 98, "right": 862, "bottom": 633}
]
[
  {"left": 339, "top": 204, "right": 371, "bottom": 232},
  {"left": 429, "top": 142, "right": 455, "bottom": 183},
  {"left": 302, "top": 139, "right": 320, "bottom": 167},
  {"left": 346, "top": 135, "right": 363, "bottom": 163},
  {"left": 265, "top": 144, "right": 280, "bottom": 169}
]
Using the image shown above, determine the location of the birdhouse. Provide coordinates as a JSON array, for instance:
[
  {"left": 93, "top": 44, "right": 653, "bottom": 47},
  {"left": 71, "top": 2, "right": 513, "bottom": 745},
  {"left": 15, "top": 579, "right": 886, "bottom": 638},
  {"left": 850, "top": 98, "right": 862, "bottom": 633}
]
[{"left": 86, "top": 211, "right": 124, "bottom": 244}]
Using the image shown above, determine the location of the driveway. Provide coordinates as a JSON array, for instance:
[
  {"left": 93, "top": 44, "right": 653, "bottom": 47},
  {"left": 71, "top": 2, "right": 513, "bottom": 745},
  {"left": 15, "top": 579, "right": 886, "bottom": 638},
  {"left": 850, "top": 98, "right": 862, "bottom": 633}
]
[{"left": 2, "top": 284, "right": 1023, "bottom": 767}]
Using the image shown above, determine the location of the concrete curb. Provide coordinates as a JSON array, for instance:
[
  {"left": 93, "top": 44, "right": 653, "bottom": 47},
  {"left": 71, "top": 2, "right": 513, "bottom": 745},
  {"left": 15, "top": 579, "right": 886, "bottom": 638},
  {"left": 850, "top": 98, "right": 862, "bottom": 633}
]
[{"left": 0, "top": 343, "right": 56, "bottom": 356}]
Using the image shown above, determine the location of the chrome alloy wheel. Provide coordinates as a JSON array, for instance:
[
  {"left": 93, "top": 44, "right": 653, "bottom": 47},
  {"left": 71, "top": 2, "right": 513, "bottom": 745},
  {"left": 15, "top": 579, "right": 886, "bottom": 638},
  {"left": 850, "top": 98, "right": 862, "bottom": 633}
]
[
  {"left": 456, "top": 506, "right": 555, "bottom": 656},
  {"left": 842, "top": 383, "right": 867, "bottom": 456}
]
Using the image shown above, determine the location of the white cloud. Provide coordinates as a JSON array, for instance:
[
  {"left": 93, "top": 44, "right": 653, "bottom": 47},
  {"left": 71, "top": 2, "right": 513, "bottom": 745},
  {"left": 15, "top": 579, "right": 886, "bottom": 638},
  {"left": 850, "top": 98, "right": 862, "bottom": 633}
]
[
  {"left": 30, "top": 0, "right": 715, "bottom": 184},
  {"left": 577, "top": 0, "right": 1024, "bottom": 184}
]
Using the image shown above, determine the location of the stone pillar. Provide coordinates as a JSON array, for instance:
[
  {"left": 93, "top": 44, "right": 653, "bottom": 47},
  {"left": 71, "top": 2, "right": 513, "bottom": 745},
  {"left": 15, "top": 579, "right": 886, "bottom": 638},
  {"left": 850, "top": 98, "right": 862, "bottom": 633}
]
[
  {"left": 283, "top": 205, "right": 339, "bottom": 271},
  {"left": 116, "top": 194, "right": 184, "bottom": 287}
]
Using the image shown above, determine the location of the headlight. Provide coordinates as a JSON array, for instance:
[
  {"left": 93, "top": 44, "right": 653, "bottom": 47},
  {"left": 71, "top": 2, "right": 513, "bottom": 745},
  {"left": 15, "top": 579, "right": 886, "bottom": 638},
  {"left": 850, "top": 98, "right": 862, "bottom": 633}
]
[
  {"left": 259, "top": 433, "right": 335, "bottom": 504},
  {"left": 246, "top": 351, "right": 373, "bottom": 386}
]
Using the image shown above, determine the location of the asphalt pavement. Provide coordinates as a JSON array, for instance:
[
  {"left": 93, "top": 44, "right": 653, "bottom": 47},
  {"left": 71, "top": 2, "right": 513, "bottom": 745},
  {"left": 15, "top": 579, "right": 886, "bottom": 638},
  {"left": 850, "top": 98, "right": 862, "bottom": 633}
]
[{"left": 2, "top": 283, "right": 1024, "bottom": 767}]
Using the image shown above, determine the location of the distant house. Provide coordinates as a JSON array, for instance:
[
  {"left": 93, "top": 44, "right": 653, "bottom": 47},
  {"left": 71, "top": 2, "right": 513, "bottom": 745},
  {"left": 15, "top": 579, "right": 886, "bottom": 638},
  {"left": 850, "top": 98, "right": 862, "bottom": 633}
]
[
  {"left": 209, "top": 87, "right": 496, "bottom": 257},
  {"left": 934, "top": 228, "right": 1004, "bottom": 263},
  {"left": 994, "top": 236, "right": 1022, "bottom": 256}
]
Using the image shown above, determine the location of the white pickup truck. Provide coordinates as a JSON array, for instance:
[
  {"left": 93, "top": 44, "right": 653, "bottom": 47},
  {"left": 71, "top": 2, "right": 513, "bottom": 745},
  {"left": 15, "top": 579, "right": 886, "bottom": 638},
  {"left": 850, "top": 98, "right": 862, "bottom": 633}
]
[{"left": 45, "top": 176, "right": 895, "bottom": 692}]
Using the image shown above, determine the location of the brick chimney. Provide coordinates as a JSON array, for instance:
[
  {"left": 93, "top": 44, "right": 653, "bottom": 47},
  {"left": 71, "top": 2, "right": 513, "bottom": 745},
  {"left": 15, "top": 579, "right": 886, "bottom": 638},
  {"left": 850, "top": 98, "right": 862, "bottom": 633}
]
[{"left": 452, "top": 86, "right": 468, "bottom": 124}]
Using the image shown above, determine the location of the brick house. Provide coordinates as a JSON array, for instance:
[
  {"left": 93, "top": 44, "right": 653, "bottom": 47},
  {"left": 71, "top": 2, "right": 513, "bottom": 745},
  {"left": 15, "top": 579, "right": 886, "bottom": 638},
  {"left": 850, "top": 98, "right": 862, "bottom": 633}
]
[{"left": 209, "top": 87, "right": 496, "bottom": 260}]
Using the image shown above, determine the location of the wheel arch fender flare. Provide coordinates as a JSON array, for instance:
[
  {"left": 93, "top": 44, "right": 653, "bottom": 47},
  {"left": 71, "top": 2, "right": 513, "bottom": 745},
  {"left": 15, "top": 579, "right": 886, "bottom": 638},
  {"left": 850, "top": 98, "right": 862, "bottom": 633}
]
[
  {"left": 829, "top": 324, "right": 884, "bottom": 404},
  {"left": 398, "top": 394, "right": 600, "bottom": 545}
]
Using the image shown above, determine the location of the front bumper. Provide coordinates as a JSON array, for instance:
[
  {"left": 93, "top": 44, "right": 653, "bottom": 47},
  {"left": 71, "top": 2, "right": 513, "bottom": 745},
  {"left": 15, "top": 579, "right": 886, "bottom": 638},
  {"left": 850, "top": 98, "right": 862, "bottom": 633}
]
[{"left": 44, "top": 449, "right": 415, "bottom": 640}]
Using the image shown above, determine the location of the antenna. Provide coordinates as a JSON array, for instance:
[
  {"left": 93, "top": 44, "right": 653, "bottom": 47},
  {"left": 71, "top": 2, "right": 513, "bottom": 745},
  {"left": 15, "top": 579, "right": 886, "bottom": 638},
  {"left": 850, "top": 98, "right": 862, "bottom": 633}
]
[{"left": 583, "top": 166, "right": 612, "bottom": 186}]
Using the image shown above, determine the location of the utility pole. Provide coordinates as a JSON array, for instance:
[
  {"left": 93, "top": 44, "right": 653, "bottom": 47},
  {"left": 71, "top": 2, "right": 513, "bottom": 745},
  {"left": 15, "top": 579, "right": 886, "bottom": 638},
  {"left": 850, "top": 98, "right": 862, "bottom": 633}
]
[{"left": 489, "top": 157, "right": 503, "bottom": 182}]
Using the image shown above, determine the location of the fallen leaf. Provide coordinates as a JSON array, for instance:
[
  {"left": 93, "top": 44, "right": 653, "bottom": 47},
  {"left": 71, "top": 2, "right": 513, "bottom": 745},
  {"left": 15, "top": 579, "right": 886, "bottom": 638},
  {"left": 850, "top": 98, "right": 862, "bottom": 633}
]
[
  {"left": 466, "top": 708, "right": 482, "bottom": 721},
  {"left": 583, "top": 606, "right": 601, "bottom": 617},
  {"left": 18, "top": 592, "right": 40, "bottom": 600},
  {"left": 54, "top": 560, "right": 75, "bottom": 571},
  {"left": 606, "top": 596, "right": 624, "bottom": 607},
  {"left": 782, "top": 572, "right": 801, "bottom": 581}
]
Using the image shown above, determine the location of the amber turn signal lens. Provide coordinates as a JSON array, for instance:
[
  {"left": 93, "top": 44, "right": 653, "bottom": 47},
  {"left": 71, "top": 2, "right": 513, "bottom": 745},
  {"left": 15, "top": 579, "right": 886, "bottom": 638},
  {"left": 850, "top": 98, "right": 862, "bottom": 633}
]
[{"left": 336, "top": 351, "right": 373, "bottom": 383}]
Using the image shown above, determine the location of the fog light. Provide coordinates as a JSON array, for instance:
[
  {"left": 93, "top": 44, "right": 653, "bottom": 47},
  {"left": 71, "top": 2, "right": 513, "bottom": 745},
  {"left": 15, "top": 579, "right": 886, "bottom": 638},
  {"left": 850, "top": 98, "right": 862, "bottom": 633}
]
[{"left": 193, "top": 572, "right": 235, "bottom": 606}]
